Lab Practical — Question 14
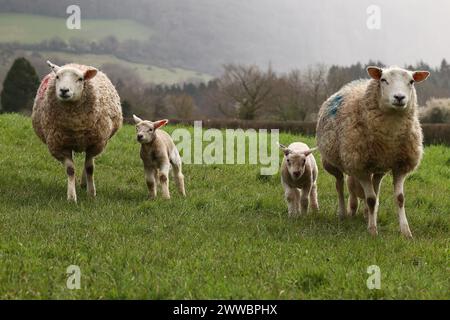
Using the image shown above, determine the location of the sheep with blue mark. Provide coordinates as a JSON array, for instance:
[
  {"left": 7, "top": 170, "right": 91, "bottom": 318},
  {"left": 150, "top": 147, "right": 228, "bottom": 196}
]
[{"left": 316, "top": 66, "right": 430, "bottom": 238}]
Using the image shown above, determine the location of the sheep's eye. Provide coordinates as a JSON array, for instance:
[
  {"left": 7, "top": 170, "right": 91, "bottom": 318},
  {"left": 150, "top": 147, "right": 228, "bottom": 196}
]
[
  {"left": 78, "top": 78, "right": 83, "bottom": 82},
  {"left": 381, "top": 78, "right": 388, "bottom": 84},
  {"left": 286, "top": 159, "right": 290, "bottom": 165},
  {"left": 56, "top": 76, "right": 59, "bottom": 80},
  {"left": 148, "top": 128, "right": 153, "bottom": 132},
  {"left": 410, "top": 80, "right": 415, "bottom": 85}
]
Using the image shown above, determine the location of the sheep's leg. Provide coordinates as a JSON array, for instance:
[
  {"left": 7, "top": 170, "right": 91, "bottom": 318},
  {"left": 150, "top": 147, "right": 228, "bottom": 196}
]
[
  {"left": 80, "top": 168, "right": 87, "bottom": 189},
  {"left": 323, "top": 161, "right": 346, "bottom": 218},
  {"left": 309, "top": 182, "right": 319, "bottom": 212},
  {"left": 347, "top": 191, "right": 359, "bottom": 217},
  {"left": 159, "top": 162, "right": 171, "bottom": 200},
  {"left": 358, "top": 176, "right": 378, "bottom": 236},
  {"left": 285, "top": 186, "right": 300, "bottom": 217},
  {"left": 144, "top": 167, "right": 157, "bottom": 200},
  {"left": 372, "top": 173, "right": 384, "bottom": 201},
  {"left": 300, "top": 186, "right": 311, "bottom": 215},
  {"left": 84, "top": 155, "right": 96, "bottom": 197},
  {"left": 64, "top": 157, "right": 77, "bottom": 203},
  {"left": 172, "top": 162, "right": 186, "bottom": 196},
  {"left": 393, "top": 172, "right": 413, "bottom": 238}
]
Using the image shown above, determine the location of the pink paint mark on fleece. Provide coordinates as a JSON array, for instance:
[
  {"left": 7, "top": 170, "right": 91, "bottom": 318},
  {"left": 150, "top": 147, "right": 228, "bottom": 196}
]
[{"left": 38, "top": 74, "right": 51, "bottom": 100}]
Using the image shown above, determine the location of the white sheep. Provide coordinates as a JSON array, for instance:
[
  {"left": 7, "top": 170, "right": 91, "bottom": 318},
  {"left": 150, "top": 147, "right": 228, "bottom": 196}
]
[
  {"left": 279, "top": 142, "right": 318, "bottom": 216},
  {"left": 32, "top": 61, "right": 122, "bottom": 202},
  {"left": 316, "top": 66, "right": 430, "bottom": 237},
  {"left": 133, "top": 115, "right": 186, "bottom": 200}
]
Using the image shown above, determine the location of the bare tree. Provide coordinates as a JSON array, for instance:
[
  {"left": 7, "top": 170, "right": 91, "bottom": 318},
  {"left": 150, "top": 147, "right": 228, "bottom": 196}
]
[{"left": 216, "top": 64, "right": 276, "bottom": 120}]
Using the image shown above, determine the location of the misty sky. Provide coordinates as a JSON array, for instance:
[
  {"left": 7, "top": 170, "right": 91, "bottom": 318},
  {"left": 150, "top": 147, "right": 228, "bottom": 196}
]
[{"left": 228, "top": 0, "right": 450, "bottom": 70}]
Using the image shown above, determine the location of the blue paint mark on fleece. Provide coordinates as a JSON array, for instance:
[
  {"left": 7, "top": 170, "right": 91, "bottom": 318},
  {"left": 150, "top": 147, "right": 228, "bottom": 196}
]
[{"left": 328, "top": 94, "right": 344, "bottom": 118}]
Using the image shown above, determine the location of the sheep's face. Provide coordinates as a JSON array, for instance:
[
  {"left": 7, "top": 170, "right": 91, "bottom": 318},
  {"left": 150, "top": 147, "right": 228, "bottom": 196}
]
[
  {"left": 133, "top": 115, "right": 168, "bottom": 144},
  {"left": 367, "top": 66, "right": 430, "bottom": 111},
  {"left": 47, "top": 61, "right": 97, "bottom": 102},
  {"left": 279, "top": 144, "right": 316, "bottom": 180}
]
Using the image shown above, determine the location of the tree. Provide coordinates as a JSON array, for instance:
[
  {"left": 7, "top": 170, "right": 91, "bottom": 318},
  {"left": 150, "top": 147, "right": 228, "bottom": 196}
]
[
  {"left": 1, "top": 57, "right": 40, "bottom": 113},
  {"left": 216, "top": 64, "right": 275, "bottom": 120}
]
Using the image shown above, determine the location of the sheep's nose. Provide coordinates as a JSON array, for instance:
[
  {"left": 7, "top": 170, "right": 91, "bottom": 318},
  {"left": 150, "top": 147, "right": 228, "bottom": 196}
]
[
  {"left": 394, "top": 94, "right": 405, "bottom": 103},
  {"left": 137, "top": 134, "right": 143, "bottom": 141},
  {"left": 60, "top": 88, "right": 69, "bottom": 95},
  {"left": 293, "top": 171, "right": 301, "bottom": 177}
]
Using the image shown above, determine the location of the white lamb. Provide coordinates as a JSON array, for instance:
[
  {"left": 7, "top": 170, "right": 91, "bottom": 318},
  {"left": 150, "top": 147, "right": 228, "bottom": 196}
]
[
  {"left": 133, "top": 115, "right": 186, "bottom": 200},
  {"left": 32, "top": 61, "right": 122, "bottom": 202},
  {"left": 316, "top": 66, "right": 430, "bottom": 237},
  {"left": 279, "top": 142, "right": 319, "bottom": 217}
]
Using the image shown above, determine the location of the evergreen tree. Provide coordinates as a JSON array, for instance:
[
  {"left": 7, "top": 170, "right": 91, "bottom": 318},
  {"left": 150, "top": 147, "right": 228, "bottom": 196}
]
[{"left": 1, "top": 57, "right": 40, "bottom": 113}]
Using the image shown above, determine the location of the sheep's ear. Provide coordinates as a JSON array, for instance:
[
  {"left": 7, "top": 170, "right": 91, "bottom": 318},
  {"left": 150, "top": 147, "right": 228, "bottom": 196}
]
[
  {"left": 154, "top": 119, "right": 168, "bottom": 129},
  {"left": 278, "top": 143, "right": 291, "bottom": 156},
  {"left": 84, "top": 68, "right": 98, "bottom": 81},
  {"left": 133, "top": 114, "right": 143, "bottom": 124},
  {"left": 367, "top": 66, "right": 383, "bottom": 80},
  {"left": 303, "top": 147, "right": 318, "bottom": 157},
  {"left": 47, "top": 60, "right": 60, "bottom": 73},
  {"left": 413, "top": 71, "right": 430, "bottom": 83}
]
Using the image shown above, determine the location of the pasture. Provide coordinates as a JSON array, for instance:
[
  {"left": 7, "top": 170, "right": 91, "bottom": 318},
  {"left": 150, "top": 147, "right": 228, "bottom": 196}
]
[{"left": 0, "top": 114, "right": 448, "bottom": 299}]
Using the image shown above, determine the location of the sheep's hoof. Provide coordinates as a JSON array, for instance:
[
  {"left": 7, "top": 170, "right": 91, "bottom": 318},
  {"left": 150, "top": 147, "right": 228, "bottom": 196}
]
[
  {"left": 368, "top": 227, "right": 378, "bottom": 236},
  {"left": 400, "top": 226, "right": 413, "bottom": 239},
  {"left": 67, "top": 196, "right": 77, "bottom": 203}
]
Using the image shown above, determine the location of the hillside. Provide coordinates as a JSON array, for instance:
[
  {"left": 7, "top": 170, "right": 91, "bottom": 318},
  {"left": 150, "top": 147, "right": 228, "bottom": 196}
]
[{"left": 0, "top": 113, "right": 448, "bottom": 298}]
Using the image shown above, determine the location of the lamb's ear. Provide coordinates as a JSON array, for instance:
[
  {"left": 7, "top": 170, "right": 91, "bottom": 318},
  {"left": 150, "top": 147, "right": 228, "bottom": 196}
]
[
  {"left": 413, "top": 71, "right": 430, "bottom": 83},
  {"left": 46, "top": 60, "right": 60, "bottom": 73},
  {"left": 302, "top": 147, "right": 318, "bottom": 157},
  {"left": 154, "top": 119, "right": 168, "bottom": 129},
  {"left": 132, "top": 114, "right": 143, "bottom": 124},
  {"left": 278, "top": 143, "right": 291, "bottom": 156},
  {"left": 367, "top": 66, "right": 383, "bottom": 80},
  {"left": 84, "top": 67, "right": 98, "bottom": 81}
]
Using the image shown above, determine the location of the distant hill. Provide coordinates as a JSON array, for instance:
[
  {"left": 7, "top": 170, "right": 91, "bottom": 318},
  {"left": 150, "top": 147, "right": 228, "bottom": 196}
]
[{"left": 1, "top": 0, "right": 450, "bottom": 74}]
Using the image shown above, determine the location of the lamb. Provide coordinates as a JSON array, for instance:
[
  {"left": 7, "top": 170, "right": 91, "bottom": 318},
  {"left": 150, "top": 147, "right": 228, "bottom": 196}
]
[
  {"left": 279, "top": 142, "right": 318, "bottom": 217},
  {"left": 316, "top": 66, "right": 430, "bottom": 237},
  {"left": 346, "top": 175, "right": 368, "bottom": 218},
  {"left": 32, "top": 60, "right": 122, "bottom": 202},
  {"left": 133, "top": 115, "right": 186, "bottom": 200}
]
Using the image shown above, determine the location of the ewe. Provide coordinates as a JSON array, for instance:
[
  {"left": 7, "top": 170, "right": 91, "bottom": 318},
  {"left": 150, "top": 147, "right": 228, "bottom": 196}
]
[
  {"left": 316, "top": 66, "right": 430, "bottom": 237},
  {"left": 279, "top": 142, "right": 318, "bottom": 217},
  {"left": 133, "top": 115, "right": 185, "bottom": 200},
  {"left": 32, "top": 61, "right": 122, "bottom": 202}
]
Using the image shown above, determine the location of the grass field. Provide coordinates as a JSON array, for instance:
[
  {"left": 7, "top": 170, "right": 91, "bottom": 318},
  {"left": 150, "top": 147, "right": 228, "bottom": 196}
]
[
  {"left": 0, "top": 13, "right": 153, "bottom": 43},
  {"left": 0, "top": 113, "right": 448, "bottom": 299}
]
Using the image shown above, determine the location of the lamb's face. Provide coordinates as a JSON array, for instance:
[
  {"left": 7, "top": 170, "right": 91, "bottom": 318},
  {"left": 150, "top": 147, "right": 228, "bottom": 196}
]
[
  {"left": 285, "top": 152, "right": 308, "bottom": 180},
  {"left": 367, "top": 66, "right": 430, "bottom": 111},
  {"left": 133, "top": 115, "right": 168, "bottom": 144},
  {"left": 46, "top": 60, "right": 98, "bottom": 103}
]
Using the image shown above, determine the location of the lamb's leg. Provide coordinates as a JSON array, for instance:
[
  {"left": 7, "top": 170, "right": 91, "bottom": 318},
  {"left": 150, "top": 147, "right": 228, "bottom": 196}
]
[
  {"left": 64, "top": 156, "right": 77, "bottom": 203},
  {"left": 323, "top": 161, "right": 346, "bottom": 218},
  {"left": 300, "top": 186, "right": 311, "bottom": 215},
  {"left": 145, "top": 167, "right": 157, "bottom": 200},
  {"left": 159, "top": 162, "right": 170, "bottom": 199},
  {"left": 172, "top": 161, "right": 186, "bottom": 196},
  {"left": 393, "top": 172, "right": 413, "bottom": 238},
  {"left": 358, "top": 175, "right": 378, "bottom": 236},
  {"left": 84, "top": 155, "right": 96, "bottom": 197},
  {"left": 284, "top": 185, "right": 300, "bottom": 217},
  {"left": 310, "top": 182, "right": 319, "bottom": 212}
]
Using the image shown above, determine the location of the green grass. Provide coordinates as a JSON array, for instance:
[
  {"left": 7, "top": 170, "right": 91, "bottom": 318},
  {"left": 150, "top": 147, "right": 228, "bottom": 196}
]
[
  {"left": 0, "top": 13, "right": 153, "bottom": 43},
  {"left": 0, "top": 114, "right": 448, "bottom": 299}
]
